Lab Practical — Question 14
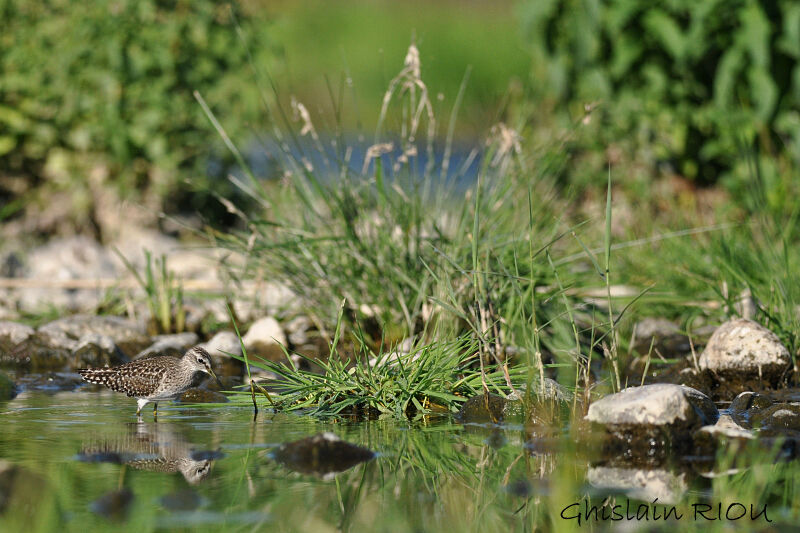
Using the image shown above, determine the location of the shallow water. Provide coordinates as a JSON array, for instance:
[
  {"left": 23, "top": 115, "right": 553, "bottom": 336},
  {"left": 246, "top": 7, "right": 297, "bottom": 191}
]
[
  {"left": 0, "top": 390, "right": 557, "bottom": 532},
  {"left": 0, "top": 389, "right": 795, "bottom": 531}
]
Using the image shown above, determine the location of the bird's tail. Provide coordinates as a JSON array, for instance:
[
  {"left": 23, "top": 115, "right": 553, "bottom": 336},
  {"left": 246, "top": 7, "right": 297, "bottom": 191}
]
[{"left": 78, "top": 368, "right": 119, "bottom": 387}]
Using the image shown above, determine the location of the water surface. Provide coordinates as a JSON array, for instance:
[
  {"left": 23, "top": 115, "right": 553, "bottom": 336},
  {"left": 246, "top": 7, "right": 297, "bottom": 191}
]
[
  {"left": 1, "top": 389, "right": 795, "bottom": 531},
  {"left": 0, "top": 390, "right": 550, "bottom": 532}
]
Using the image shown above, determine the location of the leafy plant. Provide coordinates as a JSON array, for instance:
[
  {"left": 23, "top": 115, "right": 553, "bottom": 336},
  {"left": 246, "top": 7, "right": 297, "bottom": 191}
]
[
  {"left": 226, "top": 301, "right": 496, "bottom": 417},
  {"left": 519, "top": 0, "right": 800, "bottom": 195},
  {"left": 0, "top": 0, "right": 273, "bottom": 233}
]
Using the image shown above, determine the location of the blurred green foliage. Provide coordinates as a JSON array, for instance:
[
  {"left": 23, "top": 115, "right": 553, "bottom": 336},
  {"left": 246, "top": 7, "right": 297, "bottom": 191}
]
[
  {"left": 261, "top": 0, "right": 528, "bottom": 135},
  {"left": 519, "top": 0, "right": 800, "bottom": 189},
  {"left": 0, "top": 0, "right": 272, "bottom": 231}
]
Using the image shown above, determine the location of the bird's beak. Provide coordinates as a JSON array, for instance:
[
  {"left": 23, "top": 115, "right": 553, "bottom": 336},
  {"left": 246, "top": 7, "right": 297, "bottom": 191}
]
[{"left": 207, "top": 368, "right": 224, "bottom": 389}]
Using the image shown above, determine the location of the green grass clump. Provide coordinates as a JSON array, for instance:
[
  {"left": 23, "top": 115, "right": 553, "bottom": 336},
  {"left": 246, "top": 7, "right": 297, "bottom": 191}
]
[
  {"left": 234, "top": 337, "right": 487, "bottom": 418},
  {"left": 114, "top": 248, "right": 186, "bottom": 335}
]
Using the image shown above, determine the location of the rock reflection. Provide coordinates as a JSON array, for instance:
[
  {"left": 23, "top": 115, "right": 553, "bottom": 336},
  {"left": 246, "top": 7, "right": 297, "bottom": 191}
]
[
  {"left": 89, "top": 488, "right": 134, "bottom": 521},
  {"left": 269, "top": 432, "right": 374, "bottom": 478},
  {"left": 587, "top": 466, "right": 688, "bottom": 504},
  {"left": 77, "top": 421, "right": 223, "bottom": 484}
]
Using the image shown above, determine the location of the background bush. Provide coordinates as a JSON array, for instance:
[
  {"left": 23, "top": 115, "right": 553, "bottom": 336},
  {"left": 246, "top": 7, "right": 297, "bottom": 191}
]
[
  {"left": 0, "top": 0, "right": 273, "bottom": 235},
  {"left": 519, "top": 0, "right": 800, "bottom": 200}
]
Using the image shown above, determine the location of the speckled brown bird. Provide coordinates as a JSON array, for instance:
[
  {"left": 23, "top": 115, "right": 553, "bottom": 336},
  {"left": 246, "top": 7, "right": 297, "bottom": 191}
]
[{"left": 78, "top": 346, "right": 221, "bottom": 418}]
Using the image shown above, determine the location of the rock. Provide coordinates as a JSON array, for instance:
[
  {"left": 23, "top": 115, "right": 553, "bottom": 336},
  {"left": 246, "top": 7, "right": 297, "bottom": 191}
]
[
  {"left": 5, "top": 315, "right": 145, "bottom": 370},
  {"left": 111, "top": 228, "right": 229, "bottom": 284},
  {"left": 631, "top": 318, "right": 716, "bottom": 357},
  {"left": 587, "top": 383, "right": 718, "bottom": 428},
  {"left": 456, "top": 394, "right": 508, "bottom": 424},
  {"left": 632, "top": 318, "right": 686, "bottom": 355},
  {"left": 242, "top": 317, "right": 287, "bottom": 362},
  {"left": 110, "top": 229, "right": 180, "bottom": 271},
  {"left": 15, "top": 372, "right": 84, "bottom": 393},
  {"left": 37, "top": 315, "right": 150, "bottom": 357},
  {"left": 178, "top": 388, "right": 229, "bottom": 403},
  {"left": 698, "top": 414, "right": 754, "bottom": 440},
  {"left": 72, "top": 333, "right": 127, "bottom": 368},
  {"left": 0, "top": 332, "right": 73, "bottom": 369},
  {"left": 18, "top": 237, "right": 117, "bottom": 312},
  {"left": 674, "top": 367, "right": 714, "bottom": 397},
  {"left": 698, "top": 319, "right": 791, "bottom": 390},
  {"left": 587, "top": 384, "right": 718, "bottom": 461},
  {"left": 728, "top": 391, "right": 773, "bottom": 427},
  {"left": 135, "top": 332, "right": 198, "bottom": 359},
  {"left": 753, "top": 404, "right": 800, "bottom": 431},
  {"left": 0, "top": 372, "right": 15, "bottom": 400},
  {"left": 203, "top": 285, "right": 298, "bottom": 324},
  {"left": 285, "top": 316, "right": 313, "bottom": 346},
  {"left": 199, "top": 331, "right": 244, "bottom": 376},
  {"left": 0, "top": 321, "right": 34, "bottom": 354},
  {"left": 202, "top": 331, "right": 241, "bottom": 357},
  {"left": 270, "top": 433, "right": 374, "bottom": 477},
  {"left": 530, "top": 377, "right": 573, "bottom": 403}
]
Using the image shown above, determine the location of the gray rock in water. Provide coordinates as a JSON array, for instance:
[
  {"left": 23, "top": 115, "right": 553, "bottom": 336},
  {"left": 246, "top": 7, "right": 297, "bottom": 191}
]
[
  {"left": 15, "top": 372, "right": 84, "bottom": 392},
  {"left": 730, "top": 392, "right": 800, "bottom": 434},
  {"left": 0, "top": 321, "right": 34, "bottom": 353},
  {"left": 754, "top": 404, "right": 800, "bottom": 431},
  {"left": 587, "top": 384, "right": 718, "bottom": 462},
  {"left": 728, "top": 391, "right": 773, "bottom": 428},
  {"left": 456, "top": 394, "right": 508, "bottom": 424},
  {"left": 72, "top": 333, "right": 128, "bottom": 368},
  {"left": 698, "top": 414, "right": 754, "bottom": 440},
  {"left": 242, "top": 317, "right": 287, "bottom": 361},
  {"left": 134, "top": 332, "right": 198, "bottom": 359},
  {"left": 698, "top": 319, "right": 791, "bottom": 387},
  {"left": 587, "top": 383, "right": 718, "bottom": 428},
  {"left": 5, "top": 315, "right": 146, "bottom": 370},
  {"left": 37, "top": 315, "right": 149, "bottom": 357}
]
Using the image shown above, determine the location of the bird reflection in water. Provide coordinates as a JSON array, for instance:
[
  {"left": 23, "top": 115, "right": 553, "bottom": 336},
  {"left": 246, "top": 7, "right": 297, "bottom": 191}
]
[{"left": 77, "top": 421, "right": 224, "bottom": 484}]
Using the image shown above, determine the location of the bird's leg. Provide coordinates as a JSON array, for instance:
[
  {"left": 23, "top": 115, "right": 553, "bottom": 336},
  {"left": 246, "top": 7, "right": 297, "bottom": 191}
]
[
  {"left": 153, "top": 402, "right": 158, "bottom": 421},
  {"left": 136, "top": 398, "right": 149, "bottom": 418}
]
